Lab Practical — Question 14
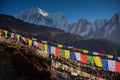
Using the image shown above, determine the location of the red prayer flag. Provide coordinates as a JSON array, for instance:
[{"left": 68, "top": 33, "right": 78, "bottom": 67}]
[
  {"left": 72, "top": 47, "right": 78, "bottom": 51},
  {"left": 80, "top": 54, "right": 88, "bottom": 64},
  {"left": 116, "top": 61, "right": 120, "bottom": 73},
  {"left": 0, "top": 29, "right": 2, "bottom": 35},
  {"left": 56, "top": 47, "right": 60, "bottom": 57},
  {"left": 38, "top": 42, "right": 41, "bottom": 49},
  {"left": 98, "top": 52, "right": 104, "bottom": 57}
]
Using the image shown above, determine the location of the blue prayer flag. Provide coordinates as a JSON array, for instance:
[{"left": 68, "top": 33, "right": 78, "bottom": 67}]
[
  {"left": 70, "top": 51, "right": 76, "bottom": 60},
  {"left": 101, "top": 59, "right": 108, "bottom": 70}
]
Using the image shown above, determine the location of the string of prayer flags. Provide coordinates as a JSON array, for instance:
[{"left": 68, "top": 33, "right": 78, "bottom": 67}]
[
  {"left": 108, "top": 60, "right": 115, "bottom": 72},
  {"left": 94, "top": 56, "right": 102, "bottom": 67}
]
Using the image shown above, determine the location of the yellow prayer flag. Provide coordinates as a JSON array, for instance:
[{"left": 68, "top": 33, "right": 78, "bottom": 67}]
[
  {"left": 44, "top": 44, "right": 48, "bottom": 52},
  {"left": 108, "top": 55, "right": 113, "bottom": 59},
  {"left": 29, "top": 39, "right": 32, "bottom": 46},
  {"left": 5, "top": 30, "right": 8, "bottom": 36},
  {"left": 62, "top": 64, "right": 65, "bottom": 70},
  {"left": 83, "top": 50, "right": 89, "bottom": 54},
  {"left": 57, "top": 44, "right": 63, "bottom": 48},
  {"left": 16, "top": 34, "right": 20, "bottom": 41},
  {"left": 32, "top": 38, "right": 37, "bottom": 41},
  {"left": 65, "top": 50, "right": 70, "bottom": 58},
  {"left": 94, "top": 56, "right": 102, "bottom": 67},
  {"left": 82, "top": 72, "right": 87, "bottom": 77}
]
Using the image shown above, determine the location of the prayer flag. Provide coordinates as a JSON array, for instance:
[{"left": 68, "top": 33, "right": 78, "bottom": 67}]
[
  {"left": 44, "top": 44, "right": 48, "bottom": 52},
  {"left": 116, "top": 61, "right": 120, "bottom": 73},
  {"left": 83, "top": 50, "right": 89, "bottom": 54},
  {"left": 28, "top": 39, "right": 32, "bottom": 46},
  {"left": 72, "top": 47, "right": 78, "bottom": 51},
  {"left": 51, "top": 46, "right": 56, "bottom": 55},
  {"left": 75, "top": 52, "right": 81, "bottom": 61},
  {"left": 108, "top": 60, "right": 115, "bottom": 72},
  {"left": 87, "top": 55, "right": 94, "bottom": 66},
  {"left": 108, "top": 55, "right": 113, "bottom": 59},
  {"left": 57, "top": 44, "right": 63, "bottom": 48},
  {"left": 65, "top": 50, "right": 70, "bottom": 58},
  {"left": 80, "top": 54, "right": 87, "bottom": 64},
  {"left": 70, "top": 51, "right": 76, "bottom": 60},
  {"left": 101, "top": 59, "right": 108, "bottom": 70},
  {"left": 4, "top": 30, "right": 8, "bottom": 37},
  {"left": 94, "top": 56, "right": 102, "bottom": 67},
  {"left": 93, "top": 52, "right": 98, "bottom": 55},
  {"left": 41, "top": 43, "right": 45, "bottom": 50},
  {"left": 60, "top": 49, "right": 65, "bottom": 58},
  {"left": 37, "top": 42, "right": 41, "bottom": 49},
  {"left": 78, "top": 48, "right": 83, "bottom": 52},
  {"left": 48, "top": 45, "right": 51, "bottom": 54},
  {"left": 16, "top": 34, "right": 20, "bottom": 41},
  {"left": 0, "top": 29, "right": 2, "bottom": 35},
  {"left": 56, "top": 47, "right": 60, "bottom": 57}
]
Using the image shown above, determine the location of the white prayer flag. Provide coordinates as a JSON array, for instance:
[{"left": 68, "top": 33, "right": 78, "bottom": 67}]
[
  {"left": 108, "top": 60, "right": 115, "bottom": 72},
  {"left": 75, "top": 52, "right": 80, "bottom": 61}
]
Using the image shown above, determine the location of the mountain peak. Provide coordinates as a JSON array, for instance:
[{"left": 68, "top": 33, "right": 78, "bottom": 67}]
[{"left": 28, "top": 7, "right": 49, "bottom": 16}]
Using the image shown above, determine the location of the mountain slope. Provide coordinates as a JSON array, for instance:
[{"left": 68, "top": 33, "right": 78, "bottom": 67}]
[
  {"left": 0, "top": 14, "right": 120, "bottom": 55},
  {"left": 0, "top": 37, "right": 57, "bottom": 80}
]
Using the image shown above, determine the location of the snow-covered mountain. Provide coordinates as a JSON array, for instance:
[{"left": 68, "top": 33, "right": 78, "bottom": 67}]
[
  {"left": 15, "top": 7, "right": 68, "bottom": 31},
  {"left": 15, "top": 7, "right": 120, "bottom": 44}
]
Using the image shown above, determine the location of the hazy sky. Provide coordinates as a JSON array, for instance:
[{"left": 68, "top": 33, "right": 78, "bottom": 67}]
[{"left": 0, "top": 0, "right": 120, "bottom": 23}]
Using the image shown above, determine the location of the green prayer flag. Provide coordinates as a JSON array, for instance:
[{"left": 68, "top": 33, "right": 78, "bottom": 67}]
[
  {"left": 42, "top": 43, "right": 45, "bottom": 51},
  {"left": 87, "top": 55, "right": 94, "bottom": 66},
  {"left": 60, "top": 49, "right": 65, "bottom": 58},
  {"left": 78, "top": 48, "right": 83, "bottom": 52},
  {"left": 2, "top": 29, "right": 5, "bottom": 33}
]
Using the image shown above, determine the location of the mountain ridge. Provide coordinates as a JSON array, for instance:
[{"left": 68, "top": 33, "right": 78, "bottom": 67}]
[{"left": 15, "top": 7, "right": 120, "bottom": 44}]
